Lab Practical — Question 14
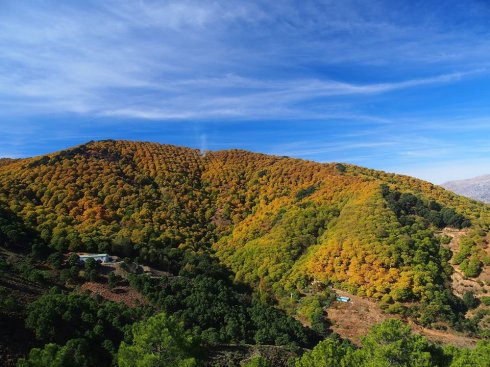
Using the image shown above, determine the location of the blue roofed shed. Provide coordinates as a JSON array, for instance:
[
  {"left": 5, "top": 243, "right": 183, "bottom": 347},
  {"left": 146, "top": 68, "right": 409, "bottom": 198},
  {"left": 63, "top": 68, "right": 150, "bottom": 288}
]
[{"left": 336, "top": 296, "right": 351, "bottom": 303}]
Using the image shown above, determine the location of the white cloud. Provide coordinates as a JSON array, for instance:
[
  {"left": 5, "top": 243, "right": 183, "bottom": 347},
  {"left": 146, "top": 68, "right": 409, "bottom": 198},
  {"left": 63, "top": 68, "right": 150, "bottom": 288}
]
[
  {"left": 81, "top": 71, "right": 481, "bottom": 121},
  {"left": 0, "top": 0, "right": 488, "bottom": 121}
]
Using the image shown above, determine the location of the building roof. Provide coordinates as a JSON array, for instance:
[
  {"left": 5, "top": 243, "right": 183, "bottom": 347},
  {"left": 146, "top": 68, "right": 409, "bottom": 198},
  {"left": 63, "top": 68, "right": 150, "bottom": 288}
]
[
  {"left": 336, "top": 296, "right": 351, "bottom": 302},
  {"left": 78, "top": 253, "right": 109, "bottom": 258}
]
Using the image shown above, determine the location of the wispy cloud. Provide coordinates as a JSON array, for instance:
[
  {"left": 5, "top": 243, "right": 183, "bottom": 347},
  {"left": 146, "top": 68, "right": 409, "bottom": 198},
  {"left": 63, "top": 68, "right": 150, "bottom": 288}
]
[
  {"left": 0, "top": 0, "right": 488, "bottom": 120},
  {"left": 88, "top": 71, "right": 482, "bottom": 121}
]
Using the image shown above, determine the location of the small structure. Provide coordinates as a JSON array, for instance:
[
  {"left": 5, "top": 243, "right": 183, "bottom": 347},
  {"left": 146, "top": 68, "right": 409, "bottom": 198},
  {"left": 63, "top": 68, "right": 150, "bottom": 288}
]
[
  {"left": 336, "top": 296, "right": 351, "bottom": 303},
  {"left": 78, "top": 253, "right": 111, "bottom": 264}
]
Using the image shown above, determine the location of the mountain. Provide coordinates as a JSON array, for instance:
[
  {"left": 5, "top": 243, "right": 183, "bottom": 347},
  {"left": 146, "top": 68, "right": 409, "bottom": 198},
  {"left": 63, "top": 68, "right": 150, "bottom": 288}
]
[
  {"left": 1, "top": 140, "right": 490, "bottom": 366},
  {"left": 443, "top": 175, "right": 490, "bottom": 204}
]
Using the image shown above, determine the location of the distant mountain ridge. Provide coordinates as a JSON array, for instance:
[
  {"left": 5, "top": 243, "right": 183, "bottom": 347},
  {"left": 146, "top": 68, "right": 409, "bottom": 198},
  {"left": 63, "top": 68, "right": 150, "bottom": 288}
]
[{"left": 442, "top": 175, "right": 490, "bottom": 204}]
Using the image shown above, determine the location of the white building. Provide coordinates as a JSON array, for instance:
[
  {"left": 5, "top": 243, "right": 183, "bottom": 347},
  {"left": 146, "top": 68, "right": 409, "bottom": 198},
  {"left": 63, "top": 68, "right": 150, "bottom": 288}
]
[{"left": 78, "top": 253, "right": 111, "bottom": 264}]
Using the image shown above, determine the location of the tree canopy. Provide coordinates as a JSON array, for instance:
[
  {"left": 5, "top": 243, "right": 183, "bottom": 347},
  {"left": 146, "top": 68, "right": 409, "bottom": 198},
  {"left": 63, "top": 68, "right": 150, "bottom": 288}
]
[{"left": 118, "top": 312, "right": 199, "bottom": 367}]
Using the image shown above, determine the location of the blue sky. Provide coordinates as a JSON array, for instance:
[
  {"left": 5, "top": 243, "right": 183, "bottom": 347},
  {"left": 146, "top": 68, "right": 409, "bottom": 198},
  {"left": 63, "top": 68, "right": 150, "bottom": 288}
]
[{"left": 2, "top": 0, "right": 490, "bottom": 183}]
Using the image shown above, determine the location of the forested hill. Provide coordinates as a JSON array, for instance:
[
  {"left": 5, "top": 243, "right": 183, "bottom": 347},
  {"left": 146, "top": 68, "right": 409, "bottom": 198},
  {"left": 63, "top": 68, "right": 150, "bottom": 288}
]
[
  {"left": 0, "top": 158, "right": 19, "bottom": 167},
  {"left": 1, "top": 140, "right": 490, "bottom": 361}
]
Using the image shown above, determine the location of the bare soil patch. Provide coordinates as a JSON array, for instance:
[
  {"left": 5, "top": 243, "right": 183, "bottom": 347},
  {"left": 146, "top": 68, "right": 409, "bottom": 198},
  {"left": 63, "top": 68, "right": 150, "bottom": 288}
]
[
  {"left": 79, "top": 282, "right": 147, "bottom": 307},
  {"left": 327, "top": 289, "right": 478, "bottom": 348},
  {"left": 327, "top": 289, "right": 387, "bottom": 345}
]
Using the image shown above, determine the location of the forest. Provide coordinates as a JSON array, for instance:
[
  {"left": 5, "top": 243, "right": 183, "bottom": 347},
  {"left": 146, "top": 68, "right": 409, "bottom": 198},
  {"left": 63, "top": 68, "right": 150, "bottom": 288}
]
[{"left": 1, "top": 140, "right": 490, "bottom": 366}]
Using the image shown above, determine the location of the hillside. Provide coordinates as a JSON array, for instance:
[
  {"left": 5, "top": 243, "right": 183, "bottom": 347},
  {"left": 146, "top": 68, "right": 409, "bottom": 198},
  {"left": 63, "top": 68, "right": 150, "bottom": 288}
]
[
  {"left": 0, "top": 159, "right": 19, "bottom": 168},
  {"left": 443, "top": 175, "right": 490, "bottom": 204},
  {"left": 1, "top": 140, "right": 490, "bottom": 366}
]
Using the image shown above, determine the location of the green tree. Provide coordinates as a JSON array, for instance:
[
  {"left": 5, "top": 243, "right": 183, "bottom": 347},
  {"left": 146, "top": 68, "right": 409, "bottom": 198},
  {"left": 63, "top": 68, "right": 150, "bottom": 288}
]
[
  {"left": 17, "top": 339, "right": 93, "bottom": 367},
  {"left": 295, "top": 335, "right": 356, "bottom": 367},
  {"left": 460, "top": 257, "right": 482, "bottom": 278},
  {"left": 0, "top": 286, "right": 17, "bottom": 311},
  {"left": 84, "top": 258, "right": 96, "bottom": 272},
  {"left": 448, "top": 341, "right": 490, "bottom": 367},
  {"left": 107, "top": 271, "right": 117, "bottom": 290},
  {"left": 335, "top": 163, "right": 347, "bottom": 173},
  {"left": 47, "top": 252, "right": 63, "bottom": 270},
  {"left": 241, "top": 356, "right": 272, "bottom": 367},
  {"left": 462, "top": 291, "right": 479, "bottom": 310},
  {"left": 24, "top": 293, "right": 143, "bottom": 366},
  {"left": 83, "top": 258, "right": 98, "bottom": 281},
  {"left": 356, "top": 319, "right": 434, "bottom": 367},
  {"left": 480, "top": 296, "right": 490, "bottom": 306},
  {"left": 67, "top": 253, "right": 80, "bottom": 267},
  {"left": 118, "top": 312, "right": 199, "bottom": 367}
]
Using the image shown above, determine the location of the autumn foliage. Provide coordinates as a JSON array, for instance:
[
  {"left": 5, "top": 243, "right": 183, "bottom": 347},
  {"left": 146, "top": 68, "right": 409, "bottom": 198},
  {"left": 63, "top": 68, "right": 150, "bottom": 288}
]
[{"left": 1, "top": 140, "right": 489, "bottom": 326}]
